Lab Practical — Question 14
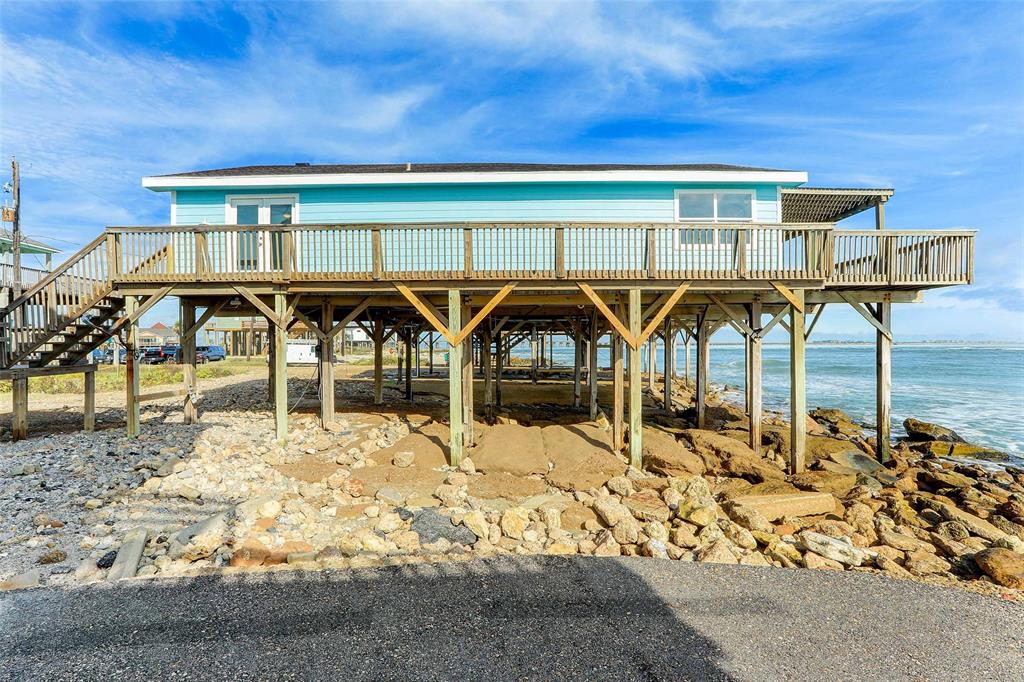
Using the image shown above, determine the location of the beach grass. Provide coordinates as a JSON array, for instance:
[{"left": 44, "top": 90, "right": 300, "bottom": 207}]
[{"left": 0, "top": 359, "right": 263, "bottom": 395}]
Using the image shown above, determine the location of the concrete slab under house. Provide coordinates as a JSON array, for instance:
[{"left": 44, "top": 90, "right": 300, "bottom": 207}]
[{"left": 1, "top": 162, "right": 974, "bottom": 479}]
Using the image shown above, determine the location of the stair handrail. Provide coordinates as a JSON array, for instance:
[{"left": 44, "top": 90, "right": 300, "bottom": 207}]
[{"left": 0, "top": 232, "right": 109, "bottom": 317}]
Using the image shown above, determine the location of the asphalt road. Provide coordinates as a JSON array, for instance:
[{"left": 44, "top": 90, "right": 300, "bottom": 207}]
[{"left": 1, "top": 556, "right": 1021, "bottom": 681}]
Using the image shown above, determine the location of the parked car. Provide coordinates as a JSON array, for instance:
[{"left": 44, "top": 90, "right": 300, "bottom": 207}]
[
  {"left": 197, "top": 345, "right": 226, "bottom": 361},
  {"left": 92, "top": 348, "right": 127, "bottom": 364},
  {"left": 140, "top": 345, "right": 178, "bottom": 364},
  {"left": 174, "top": 347, "right": 211, "bottom": 364}
]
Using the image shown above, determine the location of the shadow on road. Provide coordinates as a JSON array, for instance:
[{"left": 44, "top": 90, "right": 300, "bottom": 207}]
[{"left": 1, "top": 556, "right": 735, "bottom": 680}]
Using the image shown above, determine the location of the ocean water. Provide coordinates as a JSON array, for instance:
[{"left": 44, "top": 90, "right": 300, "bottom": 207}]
[{"left": 512, "top": 341, "right": 1024, "bottom": 464}]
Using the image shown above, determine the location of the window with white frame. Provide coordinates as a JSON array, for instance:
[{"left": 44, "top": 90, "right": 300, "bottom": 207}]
[
  {"left": 674, "top": 189, "right": 755, "bottom": 246},
  {"left": 674, "top": 190, "right": 755, "bottom": 223}
]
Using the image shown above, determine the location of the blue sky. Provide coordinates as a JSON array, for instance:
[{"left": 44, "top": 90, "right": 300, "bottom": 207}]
[{"left": 1, "top": 0, "right": 1022, "bottom": 340}]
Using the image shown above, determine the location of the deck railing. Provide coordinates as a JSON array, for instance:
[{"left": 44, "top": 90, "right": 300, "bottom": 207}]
[
  {"left": 830, "top": 230, "right": 974, "bottom": 286},
  {"left": 107, "top": 223, "right": 842, "bottom": 282},
  {"left": 0, "top": 264, "right": 51, "bottom": 290}
]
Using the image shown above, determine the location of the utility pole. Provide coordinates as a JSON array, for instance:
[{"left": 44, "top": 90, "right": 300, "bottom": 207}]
[{"left": 10, "top": 157, "right": 21, "bottom": 300}]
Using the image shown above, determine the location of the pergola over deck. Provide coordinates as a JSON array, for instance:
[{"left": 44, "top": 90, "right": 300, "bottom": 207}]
[{"left": 1, "top": 189, "right": 974, "bottom": 475}]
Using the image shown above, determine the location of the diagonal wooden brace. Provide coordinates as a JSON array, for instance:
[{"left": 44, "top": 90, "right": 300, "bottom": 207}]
[
  {"left": 291, "top": 307, "right": 328, "bottom": 342},
  {"left": 109, "top": 286, "right": 173, "bottom": 336},
  {"left": 327, "top": 297, "right": 373, "bottom": 341},
  {"left": 577, "top": 283, "right": 637, "bottom": 348},
  {"left": 233, "top": 286, "right": 288, "bottom": 328},
  {"left": 770, "top": 281, "right": 804, "bottom": 313},
  {"left": 636, "top": 282, "right": 690, "bottom": 346},
  {"left": 394, "top": 284, "right": 455, "bottom": 344},
  {"left": 182, "top": 298, "right": 229, "bottom": 340},
  {"left": 839, "top": 293, "right": 892, "bottom": 340},
  {"left": 707, "top": 294, "right": 755, "bottom": 337},
  {"left": 450, "top": 282, "right": 517, "bottom": 347}
]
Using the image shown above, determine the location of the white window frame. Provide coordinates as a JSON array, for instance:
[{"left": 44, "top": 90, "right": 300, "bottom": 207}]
[
  {"left": 224, "top": 194, "right": 300, "bottom": 225},
  {"left": 673, "top": 189, "right": 756, "bottom": 251},
  {"left": 673, "top": 189, "right": 756, "bottom": 223},
  {"left": 224, "top": 194, "right": 299, "bottom": 272}
]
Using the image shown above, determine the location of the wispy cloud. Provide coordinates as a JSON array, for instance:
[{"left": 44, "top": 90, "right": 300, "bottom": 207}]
[{"left": 0, "top": 0, "right": 1021, "bottom": 337}]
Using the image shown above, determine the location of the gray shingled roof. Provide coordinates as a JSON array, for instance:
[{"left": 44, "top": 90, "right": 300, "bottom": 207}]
[
  {"left": 157, "top": 162, "right": 791, "bottom": 178},
  {"left": 0, "top": 228, "right": 59, "bottom": 253}
]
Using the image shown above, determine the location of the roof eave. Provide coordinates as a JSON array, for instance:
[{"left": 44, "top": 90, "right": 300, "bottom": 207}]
[{"left": 142, "top": 169, "right": 809, "bottom": 191}]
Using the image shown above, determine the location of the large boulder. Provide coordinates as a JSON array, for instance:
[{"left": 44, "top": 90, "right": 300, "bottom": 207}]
[
  {"left": 680, "top": 429, "right": 783, "bottom": 482},
  {"left": 973, "top": 548, "right": 1024, "bottom": 588},
  {"left": 903, "top": 418, "right": 964, "bottom": 443},
  {"left": 729, "top": 492, "right": 837, "bottom": 522},
  {"left": 762, "top": 426, "right": 867, "bottom": 465},
  {"left": 642, "top": 426, "right": 705, "bottom": 476},
  {"left": 911, "top": 441, "right": 1009, "bottom": 462},
  {"left": 809, "top": 408, "right": 864, "bottom": 438},
  {"left": 790, "top": 471, "right": 858, "bottom": 497},
  {"left": 472, "top": 424, "right": 548, "bottom": 476}
]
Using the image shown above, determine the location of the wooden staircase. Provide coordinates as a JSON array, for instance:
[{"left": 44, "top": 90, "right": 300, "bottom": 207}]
[{"left": 0, "top": 234, "right": 121, "bottom": 369}]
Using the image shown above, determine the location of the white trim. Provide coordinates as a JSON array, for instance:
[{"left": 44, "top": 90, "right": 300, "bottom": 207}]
[
  {"left": 224, "top": 194, "right": 300, "bottom": 225},
  {"left": 170, "top": 190, "right": 177, "bottom": 226},
  {"left": 674, "top": 189, "right": 756, "bottom": 223},
  {"left": 143, "top": 169, "right": 808, "bottom": 191}
]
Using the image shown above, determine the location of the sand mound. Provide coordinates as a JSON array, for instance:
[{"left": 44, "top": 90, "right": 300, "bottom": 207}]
[
  {"left": 542, "top": 423, "right": 625, "bottom": 491},
  {"left": 472, "top": 423, "right": 548, "bottom": 476}
]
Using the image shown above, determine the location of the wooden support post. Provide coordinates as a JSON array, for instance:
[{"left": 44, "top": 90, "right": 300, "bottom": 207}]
[
  {"left": 461, "top": 303, "right": 474, "bottom": 445},
  {"left": 273, "top": 292, "right": 288, "bottom": 444},
  {"left": 573, "top": 328, "right": 582, "bottom": 409},
  {"left": 84, "top": 369, "right": 96, "bottom": 432},
  {"left": 267, "top": 330, "right": 275, "bottom": 404},
  {"left": 373, "top": 316, "right": 384, "bottom": 405},
  {"left": 483, "top": 327, "right": 493, "bottom": 420},
  {"left": 414, "top": 334, "right": 421, "bottom": 378},
  {"left": 662, "top": 317, "right": 673, "bottom": 411},
  {"left": 696, "top": 312, "right": 709, "bottom": 430},
  {"left": 319, "top": 301, "right": 335, "bottom": 426},
  {"left": 12, "top": 377, "right": 28, "bottom": 441},
  {"left": 646, "top": 339, "right": 655, "bottom": 393},
  {"left": 627, "top": 289, "right": 642, "bottom": 467},
  {"left": 448, "top": 291, "right": 464, "bottom": 466},
  {"left": 404, "top": 328, "right": 414, "bottom": 402},
  {"left": 589, "top": 317, "right": 599, "bottom": 420},
  {"left": 428, "top": 332, "right": 434, "bottom": 374},
  {"left": 530, "top": 324, "right": 538, "bottom": 384},
  {"left": 789, "top": 289, "right": 807, "bottom": 474},
  {"left": 125, "top": 295, "right": 140, "bottom": 438},
  {"left": 876, "top": 300, "right": 892, "bottom": 463},
  {"left": 613, "top": 330, "right": 624, "bottom": 452},
  {"left": 181, "top": 300, "right": 197, "bottom": 425},
  {"left": 748, "top": 301, "right": 762, "bottom": 453},
  {"left": 397, "top": 334, "right": 404, "bottom": 386},
  {"left": 495, "top": 329, "right": 503, "bottom": 408},
  {"left": 684, "top": 334, "right": 691, "bottom": 387}
]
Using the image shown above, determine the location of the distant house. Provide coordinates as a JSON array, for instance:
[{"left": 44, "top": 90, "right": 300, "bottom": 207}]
[
  {"left": 1, "top": 228, "right": 59, "bottom": 295},
  {"left": 138, "top": 322, "right": 178, "bottom": 347}
]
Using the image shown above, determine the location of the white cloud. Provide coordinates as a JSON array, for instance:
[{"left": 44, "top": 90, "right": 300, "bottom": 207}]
[{"left": 0, "top": 35, "right": 434, "bottom": 177}]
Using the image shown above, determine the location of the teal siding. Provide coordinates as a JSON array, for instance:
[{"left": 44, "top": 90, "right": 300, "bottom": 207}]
[
  {"left": 170, "top": 182, "right": 782, "bottom": 226},
  {"left": 168, "top": 182, "right": 787, "bottom": 273}
]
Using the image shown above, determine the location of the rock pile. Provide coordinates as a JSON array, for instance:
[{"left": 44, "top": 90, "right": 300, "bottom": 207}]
[{"left": 3, "top": 372, "right": 1022, "bottom": 601}]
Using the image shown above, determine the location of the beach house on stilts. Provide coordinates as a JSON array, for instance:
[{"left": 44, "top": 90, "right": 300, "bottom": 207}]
[{"left": 0, "top": 163, "right": 974, "bottom": 474}]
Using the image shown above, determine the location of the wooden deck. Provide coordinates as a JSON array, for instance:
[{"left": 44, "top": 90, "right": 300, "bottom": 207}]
[{"left": 0, "top": 220, "right": 975, "bottom": 476}]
